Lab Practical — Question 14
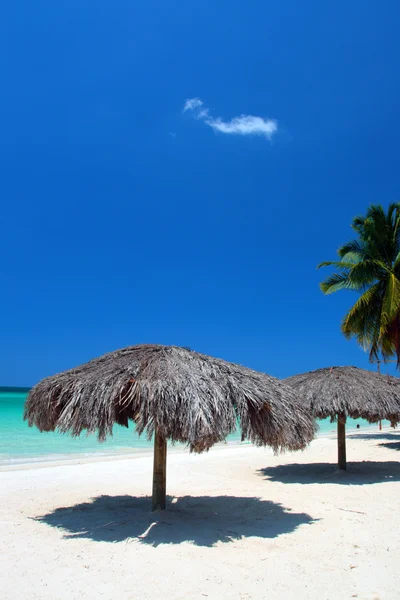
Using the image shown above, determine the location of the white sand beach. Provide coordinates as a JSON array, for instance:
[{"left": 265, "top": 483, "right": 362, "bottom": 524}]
[{"left": 1, "top": 429, "right": 399, "bottom": 600}]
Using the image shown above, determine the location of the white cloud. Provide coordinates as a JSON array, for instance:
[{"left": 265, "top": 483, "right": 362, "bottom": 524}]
[
  {"left": 206, "top": 115, "right": 277, "bottom": 139},
  {"left": 183, "top": 98, "right": 203, "bottom": 112},
  {"left": 197, "top": 108, "right": 209, "bottom": 119},
  {"left": 183, "top": 97, "right": 278, "bottom": 140}
]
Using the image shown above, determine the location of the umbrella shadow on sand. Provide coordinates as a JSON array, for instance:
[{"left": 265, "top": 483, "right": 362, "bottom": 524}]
[
  {"left": 34, "top": 495, "right": 315, "bottom": 547},
  {"left": 347, "top": 433, "right": 399, "bottom": 441},
  {"left": 258, "top": 461, "right": 400, "bottom": 485},
  {"left": 347, "top": 432, "right": 400, "bottom": 452},
  {"left": 378, "top": 442, "right": 400, "bottom": 451}
]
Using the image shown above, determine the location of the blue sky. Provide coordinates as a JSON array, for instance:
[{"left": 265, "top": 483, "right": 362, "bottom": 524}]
[{"left": 1, "top": 1, "right": 400, "bottom": 385}]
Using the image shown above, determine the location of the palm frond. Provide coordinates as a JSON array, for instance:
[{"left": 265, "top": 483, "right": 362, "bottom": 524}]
[
  {"left": 318, "top": 260, "right": 361, "bottom": 270},
  {"left": 341, "top": 283, "right": 382, "bottom": 343},
  {"left": 320, "top": 272, "right": 359, "bottom": 294},
  {"left": 379, "top": 273, "right": 400, "bottom": 335},
  {"left": 337, "top": 240, "right": 368, "bottom": 261},
  {"left": 351, "top": 215, "right": 366, "bottom": 234}
]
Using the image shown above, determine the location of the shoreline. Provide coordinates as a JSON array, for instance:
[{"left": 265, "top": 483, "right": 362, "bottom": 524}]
[{"left": 1, "top": 424, "right": 395, "bottom": 473}]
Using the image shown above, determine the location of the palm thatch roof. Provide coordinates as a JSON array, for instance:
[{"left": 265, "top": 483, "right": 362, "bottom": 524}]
[
  {"left": 25, "top": 344, "right": 316, "bottom": 453},
  {"left": 285, "top": 366, "right": 400, "bottom": 424}
]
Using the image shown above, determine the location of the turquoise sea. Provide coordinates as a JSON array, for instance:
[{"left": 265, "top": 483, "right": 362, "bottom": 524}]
[{"left": 0, "top": 390, "right": 389, "bottom": 465}]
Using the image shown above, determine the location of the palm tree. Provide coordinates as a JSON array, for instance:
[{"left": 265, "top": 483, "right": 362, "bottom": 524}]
[{"left": 319, "top": 203, "right": 400, "bottom": 365}]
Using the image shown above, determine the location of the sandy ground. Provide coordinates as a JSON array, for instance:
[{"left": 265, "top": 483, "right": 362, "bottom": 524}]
[{"left": 1, "top": 430, "right": 400, "bottom": 600}]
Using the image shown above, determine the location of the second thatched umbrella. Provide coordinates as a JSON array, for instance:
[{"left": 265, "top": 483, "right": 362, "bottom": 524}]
[
  {"left": 285, "top": 366, "right": 400, "bottom": 470},
  {"left": 25, "top": 344, "right": 316, "bottom": 510}
]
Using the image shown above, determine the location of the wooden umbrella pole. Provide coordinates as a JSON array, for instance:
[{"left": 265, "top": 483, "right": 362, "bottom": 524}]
[
  {"left": 337, "top": 413, "right": 347, "bottom": 470},
  {"left": 152, "top": 427, "right": 167, "bottom": 511}
]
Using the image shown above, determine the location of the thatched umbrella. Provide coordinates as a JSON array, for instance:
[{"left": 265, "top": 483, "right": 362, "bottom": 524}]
[
  {"left": 25, "top": 344, "right": 316, "bottom": 510},
  {"left": 285, "top": 366, "right": 400, "bottom": 470}
]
